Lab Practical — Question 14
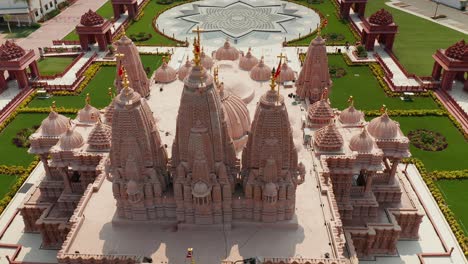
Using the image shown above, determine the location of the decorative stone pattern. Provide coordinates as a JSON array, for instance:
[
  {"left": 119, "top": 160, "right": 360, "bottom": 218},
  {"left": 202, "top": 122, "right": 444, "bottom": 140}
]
[
  {"left": 369, "top": 8, "right": 393, "bottom": 25},
  {"left": 296, "top": 35, "right": 332, "bottom": 103},
  {"left": 445, "top": 39, "right": 468, "bottom": 61},
  {"left": 108, "top": 86, "right": 169, "bottom": 221},
  {"left": 0, "top": 40, "right": 26, "bottom": 61},
  {"left": 171, "top": 61, "right": 239, "bottom": 225},
  {"left": 80, "top": 9, "right": 105, "bottom": 26},
  {"left": 115, "top": 35, "right": 151, "bottom": 97},
  {"left": 241, "top": 85, "right": 303, "bottom": 222},
  {"left": 180, "top": 1, "right": 298, "bottom": 38},
  {"left": 307, "top": 97, "right": 334, "bottom": 128},
  {"left": 314, "top": 122, "right": 343, "bottom": 152}
]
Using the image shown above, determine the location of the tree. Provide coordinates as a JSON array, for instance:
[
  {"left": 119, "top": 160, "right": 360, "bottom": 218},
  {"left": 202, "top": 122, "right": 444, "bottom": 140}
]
[{"left": 3, "top": 14, "right": 12, "bottom": 33}]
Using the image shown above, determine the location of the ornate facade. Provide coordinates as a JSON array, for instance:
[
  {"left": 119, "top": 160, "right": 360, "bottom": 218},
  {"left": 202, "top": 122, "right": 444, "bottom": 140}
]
[
  {"left": 296, "top": 35, "right": 332, "bottom": 103},
  {"left": 241, "top": 75, "right": 304, "bottom": 222}
]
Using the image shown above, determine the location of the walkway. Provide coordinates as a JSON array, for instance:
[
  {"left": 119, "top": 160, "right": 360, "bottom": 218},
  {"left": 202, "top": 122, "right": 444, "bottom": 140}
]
[
  {"left": 17, "top": 0, "right": 109, "bottom": 52},
  {"left": 0, "top": 82, "right": 20, "bottom": 112},
  {"left": 388, "top": 0, "right": 468, "bottom": 34}
]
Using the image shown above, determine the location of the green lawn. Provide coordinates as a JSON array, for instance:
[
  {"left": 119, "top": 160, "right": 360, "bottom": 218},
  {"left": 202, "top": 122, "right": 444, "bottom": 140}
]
[
  {"left": 366, "top": 0, "right": 466, "bottom": 76},
  {"left": 0, "top": 113, "right": 49, "bottom": 167},
  {"left": 37, "top": 56, "right": 76, "bottom": 76},
  {"left": 0, "top": 25, "right": 37, "bottom": 38},
  {"left": 62, "top": 0, "right": 113, "bottom": 41},
  {"left": 328, "top": 55, "right": 439, "bottom": 110},
  {"left": 0, "top": 174, "right": 18, "bottom": 198},
  {"left": 125, "top": 0, "right": 182, "bottom": 46},
  {"left": 437, "top": 179, "right": 468, "bottom": 234},
  {"left": 393, "top": 116, "right": 467, "bottom": 171},
  {"left": 288, "top": 0, "right": 357, "bottom": 46},
  {"left": 28, "top": 54, "right": 162, "bottom": 109}
]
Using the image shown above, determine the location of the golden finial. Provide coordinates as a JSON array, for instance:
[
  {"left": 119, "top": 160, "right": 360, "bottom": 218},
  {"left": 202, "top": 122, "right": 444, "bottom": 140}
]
[
  {"left": 269, "top": 68, "right": 276, "bottom": 91},
  {"left": 51, "top": 101, "right": 56, "bottom": 112},
  {"left": 115, "top": 52, "right": 125, "bottom": 60},
  {"left": 85, "top": 93, "right": 91, "bottom": 105},
  {"left": 121, "top": 67, "right": 130, "bottom": 96},
  {"left": 214, "top": 66, "right": 219, "bottom": 85},
  {"left": 347, "top": 95, "right": 354, "bottom": 106},
  {"left": 380, "top": 104, "right": 387, "bottom": 114},
  {"left": 108, "top": 87, "right": 113, "bottom": 99},
  {"left": 192, "top": 26, "right": 204, "bottom": 66},
  {"left": 317, "top": 23, "right": 321, "bottom": 36},
  {"left": 321, "top": 88, "right": 329, "bottom": 100}
]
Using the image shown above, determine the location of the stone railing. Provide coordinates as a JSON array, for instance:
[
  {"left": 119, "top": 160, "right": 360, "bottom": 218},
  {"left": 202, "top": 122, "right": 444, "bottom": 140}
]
[
  {"left": 52, "top": 40, "right": 81, "bottom": 46},
  {"left": 374, "top": 53, "right": 393, "bottom": 78}
]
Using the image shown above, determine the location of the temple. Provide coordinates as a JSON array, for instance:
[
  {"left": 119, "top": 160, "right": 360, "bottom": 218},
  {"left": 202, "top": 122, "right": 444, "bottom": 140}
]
[
  {"left": 114, "top": 35, "right": 151, "bottom": 97},
  {"left": 296, "top": 35, "right": 332, "bottom": 103},
  {"left": 17, "top": 31, "right": 427, "bottom": 263},
  {"left": 0, "top": 41, "right": 39, "bottom": 91}
]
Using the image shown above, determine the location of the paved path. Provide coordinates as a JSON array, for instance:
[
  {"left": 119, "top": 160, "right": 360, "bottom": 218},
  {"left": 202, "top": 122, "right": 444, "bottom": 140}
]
[
  {"left": 388, "top": 0, "right": 468, "bottom": 33},
  {"left": 0, "top": 82, "right": 20, "bottom": 112},
  {"left": 16, "top": 0, "right": 109, "bottom": 52}
]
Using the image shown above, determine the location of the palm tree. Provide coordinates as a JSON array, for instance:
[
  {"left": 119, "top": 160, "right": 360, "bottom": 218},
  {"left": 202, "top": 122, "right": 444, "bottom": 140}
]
[{"left": 3, "top": 14, "right": 12, "bottom": 33}]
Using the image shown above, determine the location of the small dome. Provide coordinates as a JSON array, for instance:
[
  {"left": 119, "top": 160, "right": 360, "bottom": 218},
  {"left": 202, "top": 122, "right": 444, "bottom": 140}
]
[
  {"left": 192, "top": 181, "right": 211, "bottom": 197},
  {"left": 220, "top": 86, "right": 251, "bottom": 151},
  {"left": 201, "top": 49, "right": 214, "bottom": 69},
  {"left": 264, "top": 182, "right": 278, "bottom": 197},
  {"left": 0, "top": 40, "right": 26, "bottom": 61},
  {"left": 126, "top": 180, "right": 140, "bottom": 195},
  {"left": 215, "top": 39, "right": 239, "bottom": 61},
  {"left": 339, "top": 105, "right": 364, "bottom": 124},
  {"left": 308, "top": 98, "right": 334, "bottom": 126},
  {"left": 78, "top": 97, "right": 100, "bottom": 123},
  {"left": 349, "top": 128, "right": 374, "bottom": 153},
  {"left": 40, "top": 110, "right": 70, "bottom": 137},
  {"left": 445, "top": 40, "right": 468, "bottom": 62},
  {"left": 104, "top": 101, "right": 114, "bottom": 124},
  {"left": 88, "top": 121, "right": 111, "bottom": 150},
  {"left": 239, "top": 48, "right": 258, "bottom": 71},
  {"left": 178, "top": 57, "right": 193, "bottom": 81},
  {"left": 80, "top": 9, "right": 104, "bottom": 26},
  {"left": 277, "top": 61, "right": 295, "bottom": 83},
  {"left": 154, "top": 58, "right": 176, "bottom": 83},
  {"left": 367, "top": 112, "right": 399, "bottom": 139},
  {"left": 314, "top": 122, "right": 343, "bottom": 152},
  {"left": 250, "top": 57, "right": 271, "bottom": 82},
  {"left": 59, "top": 126, "right": 84, "bottom": 150},
  {"left": 369, "top": 9, "right": 393, "bottom": 25},
  {"left": 311, "top": 34, "right": 326, "bottom": 46}
]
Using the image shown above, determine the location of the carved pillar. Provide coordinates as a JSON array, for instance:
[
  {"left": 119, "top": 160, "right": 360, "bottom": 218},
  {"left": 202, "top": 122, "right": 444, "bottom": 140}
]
[
  {"left": 0, "top": 71, "right": 6, "bottom": 93},
  {"left": 389, "top": 158, "right": 399, "bottom": 184},
  {"left": 431, "top": 62, "right": 442, "bottom": 80},
  {"left": 79, "top": 34, "right": 89, "bottom": 51},
  {"left": 112, "top": 3, "right": 121, "bottom": 20},
  {"left": 356, "top": 3, "right": 366, "bottom": 18},
  {"left": 128, "top": 3, "right": 137, "bottom": 18},
  {"left": 105, "top": 30, "right": 112, "bottom": 43},
  {"left": 384, "top": 33, "right": 396, "bottom": 51},
  {"left": 15, "top": 70, "right": 29, "bottom": 88},
  {"left": 96, "top": 34, "right": 107, "bottom": 51},
  {"left": 441, "top": 71, "right": 457, "bottom": 91},
  {"left": 340, "top": 3, "right": 351, "bottom": 19},
  {"left": 29, "top": 61, "right": 40, "bottom": 78}
]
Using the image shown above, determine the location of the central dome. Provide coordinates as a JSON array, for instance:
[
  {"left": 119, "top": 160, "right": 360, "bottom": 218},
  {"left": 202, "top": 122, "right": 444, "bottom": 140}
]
[{"left": 367, "top": 112, "right": 399, "bottom": 139}]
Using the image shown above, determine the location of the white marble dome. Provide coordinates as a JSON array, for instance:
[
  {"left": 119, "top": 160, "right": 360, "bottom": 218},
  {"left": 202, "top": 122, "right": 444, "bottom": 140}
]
[
  {"left": 215, "top": 39, "right": 239, "bottom": 61},
  {"left": 201, "top": 49, "right": 214, "bottom": 69},
  {"left": 367, "top": 112, "right": 399, "bottom": 139},
  {"left": 41, "top": 110, "right": 69, "bottom": 137},
  {"left": 154, "top": 59, "right": 177, "bottom": 83},
  {"left": 178, "top": 57, "right": 193, "bottom": 81},
  {"left": 339, "top": 105, "right": 364, "bottom": 125},
  {"left": 349, "top": 128, "right": 374, "bottom": 153},
  {"left": 250, "top": 57, "right": 271, "bottom": 82},
  {"left": 239, "top": 48, "right": 258, "bottom": 71},
  {"left": 59, "top": 127, "right": 84, "bottom": 150},
  {"left": 220, "top": 85, "right": 251, "bottom": 152},
  {"left": 78, "top": 103, "right": 99, "bottom": 124}
]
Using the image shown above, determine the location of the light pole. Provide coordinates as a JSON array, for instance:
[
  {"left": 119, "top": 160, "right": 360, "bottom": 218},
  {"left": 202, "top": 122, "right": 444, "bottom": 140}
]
[{"left": 432, "top": 0, "right": 440, "bottom": 19}]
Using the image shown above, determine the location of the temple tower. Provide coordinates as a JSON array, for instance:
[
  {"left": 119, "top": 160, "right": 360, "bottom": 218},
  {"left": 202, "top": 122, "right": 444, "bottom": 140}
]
[
  {"left": 296, "top": 34, "right": 332, "bottom": 103},
  {"left": 108, "top": 71, "right": 169, "bottom": 221},
  {"left": 171, "top": 34, "right": 239, "bottom": 227},
  {"left": 241, "top": 72, "right": 303, "bottom": 223},
  {"left": 114, "top": 35, "right": 150, "bottom": 97}
]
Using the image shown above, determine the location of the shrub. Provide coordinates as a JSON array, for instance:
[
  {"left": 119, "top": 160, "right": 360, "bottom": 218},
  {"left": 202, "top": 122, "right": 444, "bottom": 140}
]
[
  {"left": 12, "top": 125, "right": 40, "bottom": 148},
  {"left": 30, "top": 23, "right": 41, "bottom": 29},
  {"left": 408, "top": 129, "right": 448, "bottom": 151}
]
